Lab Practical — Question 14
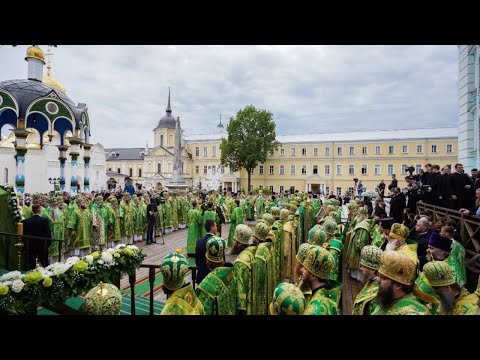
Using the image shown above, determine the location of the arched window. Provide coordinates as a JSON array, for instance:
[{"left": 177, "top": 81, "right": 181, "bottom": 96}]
[
  {"left": 160, "top": 134, "right": 164, "bottom": 146},
  {"left": 4, "top": 168, "right": 8, "bottom": 184},
  {"left": 168, "top": 134, "right": 174, "bottom": 147},
  {"left": 157, "top": 163, "right": 162, "bottom": 174}
]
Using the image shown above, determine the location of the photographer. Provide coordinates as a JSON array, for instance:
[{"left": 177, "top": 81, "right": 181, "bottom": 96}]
[{"left": 146, "top": 197, "right": 157, "bottom": 245}]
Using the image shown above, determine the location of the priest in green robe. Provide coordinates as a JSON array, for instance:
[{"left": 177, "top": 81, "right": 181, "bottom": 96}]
[
  {"left": 228, "top": 199, "right": 244, "bottom": 248},
  {"left": 352, "top": 245, "right": 382, "bottom": 315},
  {"left": 43, "top": 196, "right": 66, "bottom": 260},
  {"left": 187, "top": 200, "right": 202, "bottom": 255},
  {"left": 107, "top": 197, "right": 122, "bottom": 248},
  {"left": 67, "top": 198, "right": 91, "bottom": 256},
  {"left": 196, "top": 237, "right": 236, "bottom": 315},
  {"left": 91, "top": 195, "right": 109, "bottom": 251},
  {"left": 160, "top": 250, "right": 204, "bottom": 315},
  {"left": 119, "top": 192, "right": 135, "bottom": 245}
]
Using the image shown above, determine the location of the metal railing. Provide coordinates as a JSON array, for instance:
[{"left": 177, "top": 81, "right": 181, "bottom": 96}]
[
  {"left": 416, "top": 202, "right": 480, "bottom": 274},
  {"left": 123, "top": 262, "right": 197, "bottom": 315},
  {"left": 0, "top": 232, "right": 66, "bottom": 271}
]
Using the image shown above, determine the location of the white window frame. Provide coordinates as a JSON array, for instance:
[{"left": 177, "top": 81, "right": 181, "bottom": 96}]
[
  {"left": 446, "top": 144, "right": 453, "bottom": 153},
  {"left": 269, "top": 165, "right": 274, "bottom": 175},
  {"left": 349, "top": 146, "right": 355, "bottom": 155},
  {"left": 325, "top": 147, "right": 330, "bottom": 156},
  {"left": 279, "top": 185, "right": 284, "bottom": 193},
  {"left": 195, "top": 147, "right": 199, "bottom": 156},
  {"left": 280, "top": 148, "right": 285, "bottom": 156},
  {"left": 313, "top": 165, "right": 318, "bottom": 174},
  {"left": 203, "top": 165, "right": 208, "bottom": 174},
  {"left": 415, "top": 164, "right": 422, "bottom": 174},
  {"left": 374, "top": 164, "right": 381, "bottom": 175},
  {"left": 416, "top": 144, "right": 423, "bottom": 154},
  {"left": 203, "top": 147, "right": 208, "bottom": 157},
  {"left": 325, "top": 186, "right": 330, "bottom": 195},
  {"left": 361, "top": 164, "right": 368, "bottom": 175},
  {"left": 259, "top": 165, "right": 264, "bottom": 175},
  {"left": 302, "top": 148, "right": 307, "bottom": 156},
  {"left": 387, "top": 164, "right": 394, "bottom": 175},
  {"left": 362, "top": 146, "right": 368, "bottom": 155},
  {"left": 337, "top": 146, "right": 343, "bottom": 155},
  {"left": 388, "top": 145, "right": 395, "bottom": 154},
  {"left": 325, "top": 165, "right": 330, "bottom": 175},
  {"left": 336, "top": 187, "right": 342, "bottom": 196},
  {"left": 291, "top": 148, "right": 296, "bottom": 156},
  {"left": 291, "top": 165, "right": 296, "bottom": 175},
  {"left": 336, "top": 164, "right": 343, "bottom": 175},
  {"left": 269, "top": 185, "right": 274, "bottom": 192},
  {"left": 349, "top": 164, "right": 355, "bottom": 175},
  {"left": 279, "top": 165, "right": 285, "bottom": 175},
  {"left": 402, "top": 145, "right": 408, "bottom": 154},
  {"left": 431, "top": 144, "right": 438, "bottom": 153},
  {"left": 401, "top": 164, "right": 408, "bottom": 175},
  {"left": 212, "top": 146, "right": 217, "bottom": 157},
  {"left": 375, "top": 145, "right": 381, "bottom": 155},
  {"left": 313, "top": 148, "right": 318, "bottom": 156},
  {"left": 302, "top": 164, "right": 307, "bottom": 175}
]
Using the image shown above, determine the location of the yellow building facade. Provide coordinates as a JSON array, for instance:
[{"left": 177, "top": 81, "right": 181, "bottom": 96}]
[
  {"left": 105, "top": 93, "right": 458, "bottom": 194},
  {"left": 107, "top": 125, "right": 457, "bottom": 195}
]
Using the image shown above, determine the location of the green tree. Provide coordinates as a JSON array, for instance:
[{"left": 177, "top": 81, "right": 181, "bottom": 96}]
[{"left": 220, "top": 105, "right": 281, "bottom": 192}]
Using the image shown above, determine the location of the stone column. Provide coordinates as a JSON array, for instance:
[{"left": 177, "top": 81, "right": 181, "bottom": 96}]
[
  {"left": 83, "top": 144, "right": 92, "bottom": 192},
  {"left": 67, "top": 133, "right": 84, "bottom": 195},
  {"left": 13, "top": 120, "right": 30, "bottom": 194},
  {"left": 57, "top": 145, "right": 69, "bottom": 191}
]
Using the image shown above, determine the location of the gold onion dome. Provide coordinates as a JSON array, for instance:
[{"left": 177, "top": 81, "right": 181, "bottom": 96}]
[
  {"left": 43, "top": 71, "right": 66, "bottom": 94},
  {"left": 25, "top": 45, "right": 45, "bottom": 63}
]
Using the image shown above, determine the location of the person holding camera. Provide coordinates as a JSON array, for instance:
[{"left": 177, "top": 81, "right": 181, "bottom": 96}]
[{"left": 146, "top": 197, "right": 158, "bottom": 245}]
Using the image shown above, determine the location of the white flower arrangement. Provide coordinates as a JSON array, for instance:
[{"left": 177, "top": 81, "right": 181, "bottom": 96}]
[
  {"left": 1, "top": 245, "right": 146, "bottom": 315},
  {"left": 11, "top": 279, "right": 25, "bottom": 293},
  {"left": 0, "top": 184, "right": 24, "bottom": 224},
  {"left": 106, "top": 248, "right": 116, "bottom": 254},
  {"left": 0, "top": 271, "right": 24, "bottom": 282},
  {"left": 126, "top": 245, "right": 139, "bottom": 251},
  {"left": 115, "top": 244, "right": 126, "bottom": 251}
]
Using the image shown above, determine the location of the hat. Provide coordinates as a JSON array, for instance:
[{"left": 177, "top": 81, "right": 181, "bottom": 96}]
[
  {"left": 289, "top": 204, "right": 297, "bottom": 214},
  {"left": 206, "top": 237, "right": 225, "bottom": 263},
  {"left": 428, "top": 233, "right": 452, "bottom": 253},
  {"left": 303, "top": 247, "right": 334, "bottom": 280},
  {"left": 360, "top": 245, "right": 383, "bottom": 270},
  {"left": 378, "top": 250, "right": 417, "bottom": 286},
  {"left": 380, "top": 217, "right": 395, "bottom": 230},
  {"left": 309, "top": 226, "right": 327, "bottom": 246},
  {"left": 422, "top": 261, "right": 455, "bottom": 287},
  {"left": 357, "top": 207, "right": 368, "bottom": 216},
  {"left": 262, "top": 213, "right": 274, "bottom": 226},
  {"left": 296, "top": 243, "right": 317, "bottom": 265},
  {"left": 254, "top": 222, "right": 270, "bottom": 241},
  {"left": 234, "top": 224, "right": 252, "bottom": 244},
  {"left": 279, "top": 208, "right": 290, "bottom": 221},
  {"left": 389, "top": 223, "right": 409, "bottom": 243},
  {"left": 160, "top": 250, "right": 189, "bottom": 291},
  {"left": 347, "top": 202, "right": 359, "bottom": 211},
  {"left": 48, "top": 195, "right": 57, "bottom": 206},
  {"left": 32, "top": 193, "right": 42, "bottom": 203},
  {"left": 328, "top": 239, "right": 342, "bottom": 254},
  {"left": 270, "top": 206, "right": 280, "bottom": 217},
  {"left": 323, "top": 219, "right": 337, "bottom": 235},
  {"left": 123, "top": 192, "right": 131, "bottom": 199},
  {"left": 269, "top": 283, "right": 307, "bottom": 315},
  {"left": 95, "top": 195, "right": 103, "bottom": 203},
  {"left": 325, "top": 205, "right": 337, "bottom": 214},
  {"left": 331, "top": 211, "right": 341, "bottom": 221}
]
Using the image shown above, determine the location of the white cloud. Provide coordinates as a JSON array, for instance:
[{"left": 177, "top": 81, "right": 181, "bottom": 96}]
[{"left": 0, "top": 45, "right": 458, "bottom": 147}]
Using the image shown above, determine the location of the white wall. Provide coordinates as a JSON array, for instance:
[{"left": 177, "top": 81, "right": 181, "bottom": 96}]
[{"left": 0, "top": 136, "right": 107, "bottom": 193}]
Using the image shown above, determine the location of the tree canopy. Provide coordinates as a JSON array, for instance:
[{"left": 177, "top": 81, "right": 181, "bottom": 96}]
[{"left": 220, "top": 105, "right": 281, "bottom": 192}]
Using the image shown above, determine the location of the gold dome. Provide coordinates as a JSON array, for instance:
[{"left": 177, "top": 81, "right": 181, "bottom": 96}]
[
  {"left": 25, "top": 45, "right": 46, "bottom": 63},
  {"left": 43, "top": 73, "right": 66, "bottom": 94}
]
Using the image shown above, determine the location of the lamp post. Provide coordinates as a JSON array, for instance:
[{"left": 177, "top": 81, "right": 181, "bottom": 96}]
[{"left": 48, "top": 177, "right": 60, "bottom": 194}]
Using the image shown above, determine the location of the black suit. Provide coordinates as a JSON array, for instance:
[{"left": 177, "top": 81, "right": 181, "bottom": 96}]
[
  {"left": 195, "top": 233, "right": 215, "bottom": 284},
  {"left": 449, "top": 172, "right": 472, "bottom": 210},
  {"left": 388, "top": 179, "right": 397, "bottom": 191},
  {"left": 22, "top": 214, "right": 52, "bottom": 270}
]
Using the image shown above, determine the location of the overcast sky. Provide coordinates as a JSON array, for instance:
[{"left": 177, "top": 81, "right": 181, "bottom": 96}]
[{"left": 0, "top": 45, "right": 458, "bottom": 148}]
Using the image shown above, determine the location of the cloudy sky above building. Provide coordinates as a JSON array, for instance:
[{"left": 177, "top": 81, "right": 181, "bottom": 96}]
[{"left": 0, "top": 45, "right": 458, "bottom": 148}]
